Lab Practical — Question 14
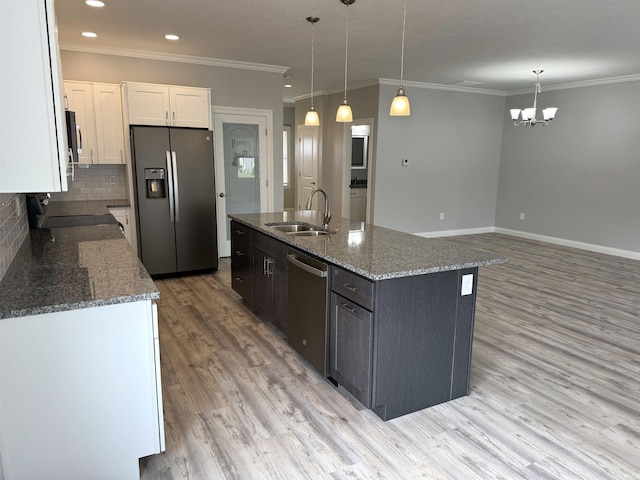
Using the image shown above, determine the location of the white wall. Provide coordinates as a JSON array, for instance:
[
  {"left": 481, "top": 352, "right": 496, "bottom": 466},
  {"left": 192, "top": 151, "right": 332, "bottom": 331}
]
[
  {"left": 497, "top": 80, "right": 640, "bottom": 253},
  {"left": 60, "top": 50, "right": 286, "bottom": 211},
  {"left": 374, "top": 84, "right": 505, "bottom": 234}
]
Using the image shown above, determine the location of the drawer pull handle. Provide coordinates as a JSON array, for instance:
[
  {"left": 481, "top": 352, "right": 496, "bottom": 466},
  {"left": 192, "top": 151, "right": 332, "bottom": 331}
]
[
  {"left": 235, "top": 251, "right": 246, "bottom": 256},
  {"left": 342, "top": 283, "right": 358, "bottom": 292},
  {"left": 235, "top": 277, "right": 244, "bottom": 283},
  {"left": 235, "top": 230, "right": 245, "bottom": 235},
  {"left": 339, "top": 303, "right": 356, "bottom": 313}
]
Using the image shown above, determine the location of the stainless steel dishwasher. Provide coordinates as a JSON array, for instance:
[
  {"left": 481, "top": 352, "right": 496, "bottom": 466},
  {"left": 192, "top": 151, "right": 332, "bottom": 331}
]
[{"left": 287, "top": 249, "right": 329, "bottom": 376}]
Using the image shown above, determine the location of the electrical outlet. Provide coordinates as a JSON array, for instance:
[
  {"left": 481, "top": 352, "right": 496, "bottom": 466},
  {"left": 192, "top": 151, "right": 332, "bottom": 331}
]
[
  {"left": 520, "top": 212, "right": 525, "bottom": 220},
  {"left": 440, "top": 212, "right": 445, "bottom": 220},
  {"left": 401, "top": 158, "right": 409, "bottom": 166}
]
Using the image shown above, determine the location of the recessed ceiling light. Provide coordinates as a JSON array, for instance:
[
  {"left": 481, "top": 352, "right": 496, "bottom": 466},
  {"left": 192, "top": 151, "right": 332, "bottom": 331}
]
[
  {"left": 284, "top": 84, "right": 293, "bottom": 88},
  {"left": 85, "top": 0, "right": 105, "bottom": 7},
  {"left": 82, "top": 32, "right": 98, "bottom": 38},
  {"left": 165, "top": 34, "right": 180, "bottom": 41}
]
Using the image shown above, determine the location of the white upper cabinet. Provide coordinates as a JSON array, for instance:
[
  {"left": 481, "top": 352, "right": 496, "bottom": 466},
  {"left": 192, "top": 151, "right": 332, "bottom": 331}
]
[
  {"left": 123, "top": 82, "right": 211, "bottom": 129},
  {"left": 64, "top": 82, "right": 125, "bottom": 164},
  {"left": 0, "top": 0, "right": 69, "bottom": 193}
]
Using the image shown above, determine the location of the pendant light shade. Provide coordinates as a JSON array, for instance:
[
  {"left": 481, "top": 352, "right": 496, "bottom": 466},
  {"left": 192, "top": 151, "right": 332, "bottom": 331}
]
[
  {"left": 336, "top": 0, "right": 355, "bottom": 123},
  {"left": 304, "top": 16, "right": 320, "bottom": 127},
  {"left": 390, "top": 0, "right": 410, "bottom": 116}
]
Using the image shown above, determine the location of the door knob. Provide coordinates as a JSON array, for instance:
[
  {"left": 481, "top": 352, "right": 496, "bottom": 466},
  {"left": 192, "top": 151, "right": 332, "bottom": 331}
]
[{"left": 219, "top": 192, "right": 225, "bottom": 197}]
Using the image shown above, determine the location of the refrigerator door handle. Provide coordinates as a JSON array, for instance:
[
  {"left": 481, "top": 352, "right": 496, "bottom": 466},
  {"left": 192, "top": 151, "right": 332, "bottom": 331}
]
[
  {"left": 166, "top": 151, "right": 175, "bottom": 223},
  {"left": 171, "top": 151, "right": 180, "bottom": 222}
]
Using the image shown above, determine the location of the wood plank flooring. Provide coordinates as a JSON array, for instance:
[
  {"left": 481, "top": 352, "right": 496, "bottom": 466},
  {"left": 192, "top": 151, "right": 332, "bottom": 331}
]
[{"left": 140, "top": 233, "right": 640, "bottom": 479}]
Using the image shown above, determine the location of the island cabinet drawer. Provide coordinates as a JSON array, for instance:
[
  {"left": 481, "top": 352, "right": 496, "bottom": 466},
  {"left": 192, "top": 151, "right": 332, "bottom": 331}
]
[
  {"left": 231, "top": 222, "right": 253, "bottom": 243},
  {"left": 331, "top": 267, "right": 374, "bottom": 311},
  {"left": 231, "top": 244, "right": 250, "bottom": 266},
  {"left": 254, "top": 230, "right": 288, "bottom": 264}
]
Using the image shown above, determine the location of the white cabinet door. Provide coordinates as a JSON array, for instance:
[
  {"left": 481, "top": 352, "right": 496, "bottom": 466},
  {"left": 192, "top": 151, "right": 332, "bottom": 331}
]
[
  {"left": 170, "top": 86, "right": 211, "bottom": 128},
  {"left": 65, "top": 81, "right": 97, "bottom": 164},
  {"left": 124, "top": 82, "right": 211, "bottom": 129},
  {"left": 0, "top": 301, "right": 164, "bottom": 479},
  {"left": 65, "top": 82, "right": 126, "bottom": 164},
  {"left": 0, "top": 0, "right": 68, "bottom": 192},
  {"left": 93, "top": 83, "right": 125, "bottom": 164},
  {"left": 109, "top": 206, "right": 132, "bottom": 245},
  {"left": 125, "top": 83, "right": 171, "bottom": 126},
  {"left": 350, "top": 189, "right": 367, "bottom": 222}
]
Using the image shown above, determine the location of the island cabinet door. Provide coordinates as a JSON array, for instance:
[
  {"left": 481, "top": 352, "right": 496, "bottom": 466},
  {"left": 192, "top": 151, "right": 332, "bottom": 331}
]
[{"left": 329, "top": 292, "right": 374, "bottom": 407}]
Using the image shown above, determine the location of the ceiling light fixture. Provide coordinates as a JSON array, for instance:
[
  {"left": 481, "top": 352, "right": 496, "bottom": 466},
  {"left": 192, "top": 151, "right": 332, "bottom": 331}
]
[
  {"left": 511, "top": 70, "right": 558, "bottom": 126},
  {"left": 304, "top": 16, "right": 320, "bottom": 127},
  {"left": 85, "top": 0, "right": 105, "bottom": 7},
  {"left": 164, "top": 34, "right": 180, "bottom": 41},
  {"left": 82, "top": 32, "right": 97, "bottom": 38},
  {"left": 336, "top": 0, "right": 355, "bottom": 123},
  {"left": 389, "top": 0, "right": 410, "bottom": 116}
]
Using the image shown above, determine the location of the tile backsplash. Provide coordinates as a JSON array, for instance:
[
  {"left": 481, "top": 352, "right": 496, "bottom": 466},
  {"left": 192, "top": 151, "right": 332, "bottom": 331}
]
[
  {"left": 0, "top": 194, "right": 28, "bottom": 281},
  {"left": 50, "top": 164, "right": 128, "bottom": 202}
]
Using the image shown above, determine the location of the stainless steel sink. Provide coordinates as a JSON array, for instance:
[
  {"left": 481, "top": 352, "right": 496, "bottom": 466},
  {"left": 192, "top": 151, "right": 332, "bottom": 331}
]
[
  {"left": 266, "top": 222, "right": 334, "bottom": 236},
  {"left": 286, "top": 230, "right": 330, "bottom": 236},
  {"left": 271, "top": 224, "right": 315, "bottom": 232}
]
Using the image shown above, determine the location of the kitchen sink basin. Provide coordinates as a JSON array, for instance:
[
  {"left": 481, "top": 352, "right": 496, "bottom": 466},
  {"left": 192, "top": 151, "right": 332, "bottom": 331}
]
[
  {"left": 271, "top": 224, "right": 316, "bottom": 232},
  {"left": 266, "top": 222, "right": 335, "bottom": 236},
  {"left": 286, "top": 230, "right": 330, "bottom": 236}
]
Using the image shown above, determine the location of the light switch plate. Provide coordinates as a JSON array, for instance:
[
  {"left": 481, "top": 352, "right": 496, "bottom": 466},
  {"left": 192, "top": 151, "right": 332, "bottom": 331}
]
[{"left": 461, "top": 274, "right": 473, "bottom": 296}]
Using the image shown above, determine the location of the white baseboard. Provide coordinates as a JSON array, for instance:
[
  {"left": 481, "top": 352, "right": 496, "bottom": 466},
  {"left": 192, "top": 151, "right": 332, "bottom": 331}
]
[
  {"left": 416, "top": 227, "right": 495, "bottom": 238},
  {"left": 494, "top": 228, "right": 640, "bottom": 261},
  {"left": 415, "top": 226, "right": 640, "bottom": 261}
]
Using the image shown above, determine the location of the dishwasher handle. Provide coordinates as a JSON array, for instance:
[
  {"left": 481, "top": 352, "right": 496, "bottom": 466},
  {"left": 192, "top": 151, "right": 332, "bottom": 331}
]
[{"left": 287, "top": 253, "right": 328, "bottom": 278}]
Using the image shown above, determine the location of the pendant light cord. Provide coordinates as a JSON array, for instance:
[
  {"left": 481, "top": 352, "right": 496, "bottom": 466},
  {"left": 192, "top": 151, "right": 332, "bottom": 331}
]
[
  {"left": 400, "top": 0, "right": 406, "bottom": 87},
  {"left": 343, "top": 2, "right": 349, "bottom": 101},
  {"left": 311, "top": 20, "right": 315, "bottom": 105}
]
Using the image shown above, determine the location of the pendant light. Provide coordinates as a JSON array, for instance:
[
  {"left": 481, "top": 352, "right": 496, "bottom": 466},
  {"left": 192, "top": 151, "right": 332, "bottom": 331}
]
[
  {"left": 304, "top": 16, "right": 320, "bottom": 126},
  {"left": 389, "top": 0, "right": 410, "bottom": 116},
  {"left": 336, "top": 0, "right": 355, "bottom": 123}
]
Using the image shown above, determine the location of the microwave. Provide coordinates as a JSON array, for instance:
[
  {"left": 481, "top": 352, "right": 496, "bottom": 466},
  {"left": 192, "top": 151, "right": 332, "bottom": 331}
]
[{"left": 351, "top": 135, "right": 368, "bottom": 169}]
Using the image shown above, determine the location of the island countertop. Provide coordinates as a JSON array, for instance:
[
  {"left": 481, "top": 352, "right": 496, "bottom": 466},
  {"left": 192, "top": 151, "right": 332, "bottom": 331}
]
[
  {"left": 0, "top": 225, "right": 158, "bottom": 320},
  {"left": 229, "top": 211, "right": 507, "bottom": 281}
]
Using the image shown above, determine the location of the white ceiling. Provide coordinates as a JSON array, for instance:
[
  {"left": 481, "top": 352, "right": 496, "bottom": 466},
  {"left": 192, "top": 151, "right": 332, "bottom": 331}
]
[{"left": 55, "top": 0, "right": 640, "bottom": 102}]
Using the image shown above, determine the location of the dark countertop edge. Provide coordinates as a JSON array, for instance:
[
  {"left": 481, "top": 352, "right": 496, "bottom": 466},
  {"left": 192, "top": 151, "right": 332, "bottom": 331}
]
[
  {"left": 229, "top": 214, "right": 508, "bottom": 281},
  {"left": 0, "top": 292, "right": 160, "bottom": 320}
]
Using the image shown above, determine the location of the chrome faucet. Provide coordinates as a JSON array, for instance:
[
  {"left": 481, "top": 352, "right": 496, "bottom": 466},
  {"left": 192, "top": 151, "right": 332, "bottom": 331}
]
[{"left": 305, "top": 188, "right": 331, "bottom": 229}]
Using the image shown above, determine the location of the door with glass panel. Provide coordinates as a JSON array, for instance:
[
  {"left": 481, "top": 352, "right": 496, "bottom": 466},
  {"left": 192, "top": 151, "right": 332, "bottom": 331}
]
[{"left": 213, "top": 112, "right": 269, "bottom": 256}]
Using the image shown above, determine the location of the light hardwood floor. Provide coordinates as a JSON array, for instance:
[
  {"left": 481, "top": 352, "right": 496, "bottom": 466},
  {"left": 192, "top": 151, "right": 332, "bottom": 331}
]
[{"left": 140, "top": 233, "right": 640, "bottom": 479}]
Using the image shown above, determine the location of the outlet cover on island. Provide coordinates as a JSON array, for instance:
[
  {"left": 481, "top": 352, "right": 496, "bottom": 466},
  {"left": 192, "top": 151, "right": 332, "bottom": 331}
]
[
  {"left": 520, "top": 212, "right": 525, "bottom": 220},
  {"left": 461, "top": 274, "right": 473, "bottom": 296}
]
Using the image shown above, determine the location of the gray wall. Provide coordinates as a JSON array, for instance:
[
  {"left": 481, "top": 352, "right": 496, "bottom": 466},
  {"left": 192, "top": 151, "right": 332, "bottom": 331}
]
[
  {"left": 374, "top": 84, "right": 505, "bottom": 233},
  {"left": 497, "top": 80, "right": 640, "bottom": 252},
  {"left": 60, "top": 50, "right": 286, "bottom": 211}
]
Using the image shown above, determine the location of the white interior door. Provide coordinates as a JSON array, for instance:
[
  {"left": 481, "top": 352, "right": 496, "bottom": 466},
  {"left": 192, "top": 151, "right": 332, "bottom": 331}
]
[
  {"left": 296, "top": 125, "right": 319, "bottom": 210},
  {"left": 213, "top": 109, "right": 272, "bottom": 257}
]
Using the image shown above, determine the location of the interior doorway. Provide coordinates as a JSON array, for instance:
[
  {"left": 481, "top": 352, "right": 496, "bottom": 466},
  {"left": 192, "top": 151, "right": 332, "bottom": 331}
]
[
  {"left": 342, "top": 118, "right": 374, "bottom": 223},
  {"left": 296, "top": 125, "right": 320, "bottom": 210}
]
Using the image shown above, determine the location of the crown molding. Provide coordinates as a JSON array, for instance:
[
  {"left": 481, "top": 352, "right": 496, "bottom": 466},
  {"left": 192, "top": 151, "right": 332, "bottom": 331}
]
[
  {"left": 292, "top": 80, "right": 381, "bottom": 102},
  {"left": 60, "top": 43, "right": 289, "bottom": 74},
  {"left": 507, "top": 73, "right": 640, "bottom": 96},
  {"left": 379, "top": 78, "right": 507, "bottom": 96}
]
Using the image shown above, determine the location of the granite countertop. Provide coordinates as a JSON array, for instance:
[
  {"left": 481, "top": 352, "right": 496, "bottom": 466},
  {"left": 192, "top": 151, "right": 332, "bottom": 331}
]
[
  {"left": 0, "top": 225, "right": 158, "bottom": 320},
  {"left": 230, "top": 212, "right": 507, "bottom": 281}
]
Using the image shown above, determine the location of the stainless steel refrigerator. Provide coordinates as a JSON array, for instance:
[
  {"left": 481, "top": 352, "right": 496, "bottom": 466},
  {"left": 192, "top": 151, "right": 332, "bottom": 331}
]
[{"left": 131, "top": 126, "right": 218, "bottom": 275}]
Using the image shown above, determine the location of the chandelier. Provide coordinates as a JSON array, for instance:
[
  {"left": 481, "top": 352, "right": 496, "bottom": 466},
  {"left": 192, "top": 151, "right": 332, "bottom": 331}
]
[{"left": 510, "top": 70, "right": 558, "bottom": 126}]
